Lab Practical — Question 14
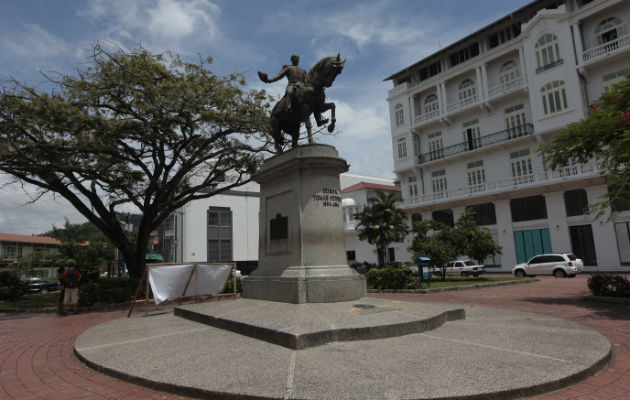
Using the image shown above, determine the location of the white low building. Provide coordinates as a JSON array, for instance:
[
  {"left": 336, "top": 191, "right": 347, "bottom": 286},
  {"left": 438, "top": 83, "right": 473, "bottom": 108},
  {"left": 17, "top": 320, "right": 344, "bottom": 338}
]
[
  {"left": 384, "top": 0, "right": 630, "bottom": 272},
  {"left": 163, "top": 173, "right": 403, "bottom": 270}
]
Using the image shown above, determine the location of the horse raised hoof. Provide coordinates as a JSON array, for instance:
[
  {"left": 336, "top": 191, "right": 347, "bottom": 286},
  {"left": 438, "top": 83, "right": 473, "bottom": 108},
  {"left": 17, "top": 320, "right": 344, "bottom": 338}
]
[{"left": 327, "top": 121, "right": 335, "bottom": 133}]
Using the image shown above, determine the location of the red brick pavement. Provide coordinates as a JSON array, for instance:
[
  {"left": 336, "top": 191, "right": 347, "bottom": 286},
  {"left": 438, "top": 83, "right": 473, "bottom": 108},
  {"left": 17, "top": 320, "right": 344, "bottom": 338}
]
[
  {"left": 0, "top": 275, "right": 627, "bottom": 400},
  {"left": 372, "top": 275, "right": 629, "bottom": 400}
]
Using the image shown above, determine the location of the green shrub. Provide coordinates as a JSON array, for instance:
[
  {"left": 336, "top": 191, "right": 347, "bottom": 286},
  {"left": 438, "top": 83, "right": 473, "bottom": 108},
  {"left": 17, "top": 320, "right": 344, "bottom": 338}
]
[
  {"left": 78, "top": 277, "right": 141, "bottom": 306},
  {"left": 366, "top": 266, "right": 417, "bottom": 289},
  {"left": 223, "top": 276, "right": 242, "bottom": 293},
  {"left": 0, "top": 271, "right": 27, "bottom": 300},
  {"left": 588, "top": 274, "right": 630, "bottom": 298}
]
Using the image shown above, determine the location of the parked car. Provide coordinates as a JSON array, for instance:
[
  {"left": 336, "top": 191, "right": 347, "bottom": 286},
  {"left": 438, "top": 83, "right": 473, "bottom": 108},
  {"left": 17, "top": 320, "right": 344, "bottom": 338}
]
[
  {"left": 435, "top": 260, "right": 485, "bottom": 277},
  {"left": 21, "top": 278, "right": 59, "bottom": 294},
  {"left": 512, "top": 253, "right": 583, "bottom": 278}
]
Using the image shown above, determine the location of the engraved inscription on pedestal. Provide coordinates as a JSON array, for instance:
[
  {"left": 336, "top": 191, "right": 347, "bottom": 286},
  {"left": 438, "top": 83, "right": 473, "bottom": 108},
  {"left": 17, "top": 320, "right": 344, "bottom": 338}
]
[{"left": 312, "top": 188, "right": 341, "bottom": 208}]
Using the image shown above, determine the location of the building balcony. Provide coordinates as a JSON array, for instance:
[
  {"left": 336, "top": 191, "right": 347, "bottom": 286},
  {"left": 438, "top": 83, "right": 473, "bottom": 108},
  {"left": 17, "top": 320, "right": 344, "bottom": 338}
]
[
  {"left": 403, "top": 162, "right": 603, "bottom": 208},
  {"left": 387, "top": 82, "right": 409, "bottom": 97},
  {"left": 413, "top": 109, "right": 441, "bottom": 126},
  {"left": 446, "top": 95, "right": 479, "bottom": 113},
  {"left": 417, "top": 123, "right": 534, "bottom": 164},
  {"left": 535, "top": 59, "right": 564, "bottom": 74},
  {"left": 487, "top": 77, "right": 525, "bottom": 99},
  {"left": 582, "top": 34, "right": 630, "bottom": 63}
]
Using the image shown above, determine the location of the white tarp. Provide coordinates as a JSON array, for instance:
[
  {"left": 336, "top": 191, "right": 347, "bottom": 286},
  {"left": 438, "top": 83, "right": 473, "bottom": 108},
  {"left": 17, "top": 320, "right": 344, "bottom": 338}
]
[{"left": 147, "top": 264, "right": 232, "bottom": 304}]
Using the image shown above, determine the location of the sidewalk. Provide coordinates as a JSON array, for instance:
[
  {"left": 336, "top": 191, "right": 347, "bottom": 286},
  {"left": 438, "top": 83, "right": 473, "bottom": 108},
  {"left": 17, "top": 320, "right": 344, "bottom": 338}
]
[{"left": 0, "top": 275, "right": 627, "bottom": 399}]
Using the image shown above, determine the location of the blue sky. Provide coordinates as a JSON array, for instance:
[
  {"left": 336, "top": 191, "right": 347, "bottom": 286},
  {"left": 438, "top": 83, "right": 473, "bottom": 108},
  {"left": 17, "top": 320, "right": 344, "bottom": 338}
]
[{"left": 0, "top": 0, "right": 532, "bottom": 234}]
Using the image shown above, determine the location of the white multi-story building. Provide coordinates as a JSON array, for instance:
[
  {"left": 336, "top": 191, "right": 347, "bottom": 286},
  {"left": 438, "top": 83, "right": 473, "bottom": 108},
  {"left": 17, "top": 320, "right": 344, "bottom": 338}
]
[{"left": 385, "top": 0, "right": 629, "bottom": 272}]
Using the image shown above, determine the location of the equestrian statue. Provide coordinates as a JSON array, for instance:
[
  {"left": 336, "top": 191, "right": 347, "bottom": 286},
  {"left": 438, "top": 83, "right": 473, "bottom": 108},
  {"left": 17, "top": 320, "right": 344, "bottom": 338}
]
[{"left": 258, "top": 53, "right": 345, "bottom": 152}]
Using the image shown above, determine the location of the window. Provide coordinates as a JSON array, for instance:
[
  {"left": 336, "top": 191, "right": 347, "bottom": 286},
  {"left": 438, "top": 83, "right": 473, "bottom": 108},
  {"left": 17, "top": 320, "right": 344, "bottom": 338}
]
[
  {"left": 458, "top": 79, "right": 477, "bottom": 104},
  {"left": 346, "top": 250, "right": 356, "bottom": 261},
  {"left": 388, "top": 247, "right": 396, "bottom": 263},
  {"left": 535, "top": 33, "right": 562, "bottom": 73},
  {"left": 397, "top": 137, "right": 408, "bottom": 159},
  {"left": 513, "top": 228, "right": 552, "bottom": 263},
  {"left": 596, "top": 17, "right": 626, "bottom": 45},
  {"left": 431, "top": 169, "right": 447, "bottom": 196},
  {"left": 425, "top": 93, "right": 439, "bottom": 116},
  {"left": 208, "top": 207, "right": 232, "bottom": 262},
  {"left": 564, "top": 189, "right": 588, "bottom": 217},
  {"left": 488, "top": 24, "right": 521, "bottom": 48},
  {"left": 499, "top": 60, "right": 520, "bottom": 87},
  {"left": 411, "top": 213, "right": 422, "bottom": 224},
  {"left": 505, "top": 104, "right": 527, "bottom": 137},
  {"left": 428, "top": 131, "right": 443, "bottom": 160},
  {"left": 432, "top": 209, "right": 454, "bottom": 227},
  {"left": 614, "top": 222, "right": 630, "bottom": 265},
  {"left": 449, "top": 42, "right": 480, "bottom": 67},
  {"left": 413, "top": 134, "right": 420, "bottom": 155},
  {"left": 414, "top": 61, "right": 442, "bottom": 83},
  {"left": 466, "top": 203, "right": 497, "bottom": 226},
  {"left": 510, "top": 149, "right": 533, "bottom": 185},
  {"left": 408, "top": 176, "right": 418, "bottom": 198},
  {"left": 394, "top": 104, "right": 404, "bottom": 127},
  {"left": 570, "top": 225, "right": 597, "bottom": 265},
  {"left": 541, "top": 81, "right": 568, "bottom": 115},
  {"left": 467, "top": 160, "right": 486, "bottom": 192},
  {"left": 603, "top": 69, "right": 626, "bottom": 93},
  {"left": 463, "top": 119, "right": 481, "bottom": 150},
  {"left": 510, "top": 195, "right": 548, "bottom": 222}
]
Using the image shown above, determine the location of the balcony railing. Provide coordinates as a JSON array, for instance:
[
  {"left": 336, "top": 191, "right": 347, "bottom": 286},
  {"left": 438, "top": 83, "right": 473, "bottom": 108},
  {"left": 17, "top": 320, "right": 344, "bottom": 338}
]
[
  {"left": 388, "top": 82, "right": 408, "bottom": 97},
  {"left": 403, "top": 162, "right": 602, "bottom": 207},
  {"left": 417, "top": 123, "right": 534, "bottom": 164},
  {"left": 446, "top": 95, "right": 479, "bottom": 113},
  {"left": 535, "top": 58, "right": 563, "bottom": 74},
  {"left": 414, "top": 109, "right": 440, "bottom": 125},
  {"left": 488, "top": 77, "right": 525, "bottom": 98},
  {"left": 582, "top": 34, "right": 630, "bottom": 62}
]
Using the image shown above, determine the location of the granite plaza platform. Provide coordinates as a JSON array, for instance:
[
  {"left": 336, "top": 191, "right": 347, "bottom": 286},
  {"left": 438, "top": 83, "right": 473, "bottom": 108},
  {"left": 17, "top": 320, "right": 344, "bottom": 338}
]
[{"left": 75, "top": 296, "right": 611, "bottom": 400}]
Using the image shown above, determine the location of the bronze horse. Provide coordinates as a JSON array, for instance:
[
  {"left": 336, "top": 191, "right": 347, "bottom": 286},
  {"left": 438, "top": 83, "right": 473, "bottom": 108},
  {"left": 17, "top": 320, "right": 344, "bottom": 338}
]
[{"left": 266, "top": 55, "right": 345, "bottom": 152}]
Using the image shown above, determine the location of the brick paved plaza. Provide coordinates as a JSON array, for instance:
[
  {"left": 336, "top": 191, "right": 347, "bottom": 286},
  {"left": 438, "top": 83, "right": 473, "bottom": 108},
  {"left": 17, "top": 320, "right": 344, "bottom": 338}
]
[{"left": 0, "top": 275, "right": 627, "bottom": 399}]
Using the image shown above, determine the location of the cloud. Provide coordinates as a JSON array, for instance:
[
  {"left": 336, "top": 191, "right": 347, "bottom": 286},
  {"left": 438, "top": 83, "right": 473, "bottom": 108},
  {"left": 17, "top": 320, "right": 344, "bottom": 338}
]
[
  {"left": 0, "top": 23, "right": 69, "bottom": 60},
  {"left": 77, "top": 0, "right": 221, "bottom": 53}
]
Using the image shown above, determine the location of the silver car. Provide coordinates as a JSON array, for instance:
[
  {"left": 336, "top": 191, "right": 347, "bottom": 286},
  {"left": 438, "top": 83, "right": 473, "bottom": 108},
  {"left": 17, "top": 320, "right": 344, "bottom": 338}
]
[{"left": 512, "top": 253, "right": 583, "bottom": 278}]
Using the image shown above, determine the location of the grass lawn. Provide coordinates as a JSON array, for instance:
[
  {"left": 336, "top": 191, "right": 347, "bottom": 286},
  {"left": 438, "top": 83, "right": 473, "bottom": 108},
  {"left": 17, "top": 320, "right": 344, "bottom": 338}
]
[
  {"left": 417, "top": 276, "right": 521, "bottom": 289},
  {"left": 0, "top": 292, "right": 60, "bottom": 312}
]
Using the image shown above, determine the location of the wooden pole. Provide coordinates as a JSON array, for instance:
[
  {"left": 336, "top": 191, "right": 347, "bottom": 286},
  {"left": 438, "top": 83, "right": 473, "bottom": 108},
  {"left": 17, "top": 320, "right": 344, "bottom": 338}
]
[
  {"left": 127, "top": 268, "right": 147, "bottom": 318},
  {"left": 233, "top": 263, "right": 237, "bottom": 296},
  {"left": 145, "top": 265, "right": 150, "bottom": 317}
]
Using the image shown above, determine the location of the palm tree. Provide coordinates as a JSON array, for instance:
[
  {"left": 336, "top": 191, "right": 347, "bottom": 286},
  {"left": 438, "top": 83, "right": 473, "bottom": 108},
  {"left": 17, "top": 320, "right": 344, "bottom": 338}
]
[{"left": 354, "top": 190, "right": 409, "bottom": 266}]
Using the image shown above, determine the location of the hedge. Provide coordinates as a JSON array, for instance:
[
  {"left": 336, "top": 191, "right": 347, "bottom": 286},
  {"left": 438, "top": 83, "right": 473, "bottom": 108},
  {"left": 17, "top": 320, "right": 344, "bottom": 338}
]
[
  {"left": 365, "top": 266, "right": 418, "bottom": 290},
  {"left": 587, "top": 274, "right": 630, "bottom": 298}
]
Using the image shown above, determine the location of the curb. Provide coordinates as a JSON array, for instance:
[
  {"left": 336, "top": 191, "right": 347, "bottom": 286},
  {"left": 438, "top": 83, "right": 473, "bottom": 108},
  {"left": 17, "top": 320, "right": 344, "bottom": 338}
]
[{"left": 367, "top": 278, "right": 538, "bottom": 294}]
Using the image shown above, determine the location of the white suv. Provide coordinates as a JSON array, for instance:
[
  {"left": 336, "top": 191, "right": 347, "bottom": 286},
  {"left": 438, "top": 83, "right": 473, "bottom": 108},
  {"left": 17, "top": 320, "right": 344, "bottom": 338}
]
[{"left": 512, "top": 253, "right": 583, "bottom": 278}]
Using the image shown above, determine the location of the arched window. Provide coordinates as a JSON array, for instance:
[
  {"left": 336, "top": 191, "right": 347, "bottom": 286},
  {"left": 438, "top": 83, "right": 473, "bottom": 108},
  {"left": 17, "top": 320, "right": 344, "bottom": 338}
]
[
  {"left": 535, "top": 34, "right": 561, "bottom": 72},
  {"left": 394, "top": 104, "right": 404, "bottom": 127},
  {"left": 499, "top": 60, "right": 520, "bottom": 86},
  {"left": 458, "top": 79, "right": 476, "bottom": 102},
  {"left": 541, "top": 80, "right": 568, "bottom": 114},
  {"left": 424, "top": 94, "right": 439, "bottom": 115},
  {"left": 596, "top": 17, "right": 626, "bottom": 44}
]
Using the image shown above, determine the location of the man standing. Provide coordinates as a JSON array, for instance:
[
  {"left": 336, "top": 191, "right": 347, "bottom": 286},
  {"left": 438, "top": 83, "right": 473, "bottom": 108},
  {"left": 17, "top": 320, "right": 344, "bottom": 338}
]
[
  {"left": 61, "top": 264, "right": 81, "bottom": 315},
  {"left": 258, "top": 54, "right": 307, "bottom": 112}
]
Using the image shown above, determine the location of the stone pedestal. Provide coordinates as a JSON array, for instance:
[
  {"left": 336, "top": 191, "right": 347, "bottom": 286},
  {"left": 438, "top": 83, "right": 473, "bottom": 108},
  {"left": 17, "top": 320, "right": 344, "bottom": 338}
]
[{"left": 242, "top": 144, "right": 366, "bottom": 303}]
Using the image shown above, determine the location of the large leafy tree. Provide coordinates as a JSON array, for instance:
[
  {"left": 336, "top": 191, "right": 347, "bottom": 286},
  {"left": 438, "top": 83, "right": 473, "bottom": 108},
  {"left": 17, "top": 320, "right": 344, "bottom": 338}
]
[
  {"left": 538, "top": 71, "right": 629, "bottom": 218},
  {"left": 354, "top": 190, "right": 409, "bottom": 266},
  {"left": 454, "top": 208, "right": 502, "bottom": 265},
  {"left": 409, "top": 219, "right": 457, "bottom": 279},
  {"left": 410, "top": 210, "right": 501, "bottom": 279},
  {"left": 0, "top": 44, "right": 271, "bottom": 278}
]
